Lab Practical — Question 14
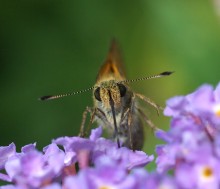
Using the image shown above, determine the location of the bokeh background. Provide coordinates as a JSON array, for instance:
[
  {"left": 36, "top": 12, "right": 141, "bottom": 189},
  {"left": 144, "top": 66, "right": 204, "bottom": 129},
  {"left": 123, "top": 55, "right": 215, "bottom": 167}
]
[{"left": 1, "top": 1, "right": 220, "bottom": 159}]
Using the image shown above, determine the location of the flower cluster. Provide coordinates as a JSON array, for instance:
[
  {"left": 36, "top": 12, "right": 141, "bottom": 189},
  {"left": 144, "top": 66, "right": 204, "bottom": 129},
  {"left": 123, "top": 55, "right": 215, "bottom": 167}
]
[
  {"left": 156, "top": 84, "right": 220, "bottom": 189},
  {"left": 0, "top": 127, "right": 154, "bottom": 189},
  {"left": 1, "top": 83, "right": 220, "bottom": 189}
]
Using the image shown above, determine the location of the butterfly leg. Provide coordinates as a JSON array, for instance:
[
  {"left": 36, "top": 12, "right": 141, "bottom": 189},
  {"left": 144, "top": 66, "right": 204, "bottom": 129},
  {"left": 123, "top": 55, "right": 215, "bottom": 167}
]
[
  {"left": 79, "top": 106, "right": 94, "bottom": 137},
  {"left": 135, "top": 93, "right": 163, "bottom": 116},
  {"left": 79, "top": 107, "right": 111, "bottom": 137},
  {"left": 137, "top": 107, "right": 159, "bottom": 131}
]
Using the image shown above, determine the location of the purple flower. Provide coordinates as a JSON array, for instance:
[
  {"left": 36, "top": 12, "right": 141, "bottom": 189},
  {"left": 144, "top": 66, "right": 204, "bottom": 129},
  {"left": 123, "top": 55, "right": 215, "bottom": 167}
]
[
  {"left": 63, "top": 155, "right": 177, "bottom": 189},
  {"left": 0, "top": 185, "right": 24, "bottom": 189},
  {"left": 156, "top": 82, "right": 220, "bottom": 187},
  {"left": 92, "top": 137, "right": 153, "bottom": 169},
  {"left": 0, "top": 183, "right": 62, "bottom": 189},
  {"left": 21, "top": 143, "right": 36, "bottom": 153},
  {"left": 164, "top": 84, "right": 220, "bottom": 133},
  {"left": 54, "top": 137, "right": 95, "bottom": 154},
  {"left": 164, "top": 96, "right": 188, "bottom": 117},
  {"left": 3, "top": 143, "right": 65, "bottom": 188},
  {"left": 41, "top": 183, "right": 62, "bottom": 189},
  {"left": 138, "top": 172, "right": 177, "bottom": 189},
  {"left": 89, "top": 126, "right": 102, "bottom": 141},
  {"left": 0, "top": 143, "right": 16, "bottom": 182},
  {"left": 0, "top": 143, "right": 16, "bottom": 169},
  {"left": 0, "top": 122, "right": 155, "bottom": 188},
  {"left": 155, "top": 144, "right": 177, "bottom": 173},
  {"left": 175, "top": 156, "right": 220, "bottom": 189},
  {"left": 214, "top": 134, "right": 220, "bottom": 158},
  {"left": 116, "top": 168, "right": 178, "bottom": 189},
  {"left": 155, "top": 116, "right": 212, "bottom": 173},
  {"left": 164, "top": 85, "right": 214, "bottom": 117},
  {"left": 54, "top": 135, "right": 95, "bottom": 167},
  {"left": 54, "top": 126, "right": 153, "bottom": 170},
  {"left": 193, "top": 157, "right": 220, "bottom": 189},
  {"left": 64, "top": 156, "right": 136, "bottom": 189}
]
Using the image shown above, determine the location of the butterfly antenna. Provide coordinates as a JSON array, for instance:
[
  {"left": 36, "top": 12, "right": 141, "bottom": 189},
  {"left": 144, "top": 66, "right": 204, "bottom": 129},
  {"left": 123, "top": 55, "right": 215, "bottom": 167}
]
[
  {"left": 39, "top": 86, "right": 94, "bottom": 101},
  {"left": 120, "top": 71, "right": 174, "bottom": 83}
]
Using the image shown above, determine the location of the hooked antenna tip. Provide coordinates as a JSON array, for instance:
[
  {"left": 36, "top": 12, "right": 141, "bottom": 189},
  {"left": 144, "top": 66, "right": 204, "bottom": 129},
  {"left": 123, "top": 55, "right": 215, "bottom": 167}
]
[
  {"left": 38, "top": 95, "right": 53, "bottom": 101},
  {"left": 160, "top": 71, "right": 174, "bottom": 76}
]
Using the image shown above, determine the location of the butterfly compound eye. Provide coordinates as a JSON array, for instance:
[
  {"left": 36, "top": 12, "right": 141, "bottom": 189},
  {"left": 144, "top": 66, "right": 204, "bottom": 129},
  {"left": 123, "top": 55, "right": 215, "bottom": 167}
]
[
  {"left": 94, "top": 87, "right": 101, "bottom": 101},
  {"left": 117, "top": 83, "right": 127, "bottom": 97}
]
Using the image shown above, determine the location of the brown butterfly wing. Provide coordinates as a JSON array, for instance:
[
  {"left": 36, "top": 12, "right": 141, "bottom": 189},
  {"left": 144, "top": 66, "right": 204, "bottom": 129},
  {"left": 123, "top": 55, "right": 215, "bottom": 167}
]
[{"left": 96, "top": 39, "right": 126, "bottom": 82}]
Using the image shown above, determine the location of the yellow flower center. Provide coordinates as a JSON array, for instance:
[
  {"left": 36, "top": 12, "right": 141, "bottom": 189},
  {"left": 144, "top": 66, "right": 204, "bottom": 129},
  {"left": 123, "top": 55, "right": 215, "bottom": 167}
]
[
  {"left": 99, "top": 185, "right": 114, "bottom": 189},
  {"left": 203, "top": 166, "right": 213, "bottom": 178},
  {"left": 213, "top": 104, "right": 220, "bottom": 117},
  {"left": 215, "top": 110, "right": 220, "bottom": 117}
]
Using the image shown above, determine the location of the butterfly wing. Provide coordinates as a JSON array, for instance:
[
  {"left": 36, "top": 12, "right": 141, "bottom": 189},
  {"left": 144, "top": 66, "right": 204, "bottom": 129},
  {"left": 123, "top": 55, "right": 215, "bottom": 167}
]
[{"left": 96, "top": 39, "right": 126, "bottom": 82}]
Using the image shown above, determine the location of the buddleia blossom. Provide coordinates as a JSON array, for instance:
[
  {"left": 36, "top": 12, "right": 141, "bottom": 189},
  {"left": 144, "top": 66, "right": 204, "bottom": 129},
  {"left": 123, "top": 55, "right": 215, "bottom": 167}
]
[
  {"left": 63, "top": 156, "right": 177, "bottom": 189},
  {"left": 1, "top": 143, "right": 65, "bottom": 188},
  {"left": 53, "top": 126, "right": 153, "bottom": 170},
  {"left": 156, "top": 83, "right": 220, "bottom": 189},
  {"left": 0, "top": 127, "right": 153, "bottom": 188}
]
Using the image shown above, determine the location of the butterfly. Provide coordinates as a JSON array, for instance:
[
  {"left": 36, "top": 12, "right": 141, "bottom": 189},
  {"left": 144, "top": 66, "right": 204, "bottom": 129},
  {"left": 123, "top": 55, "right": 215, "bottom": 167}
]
[{"left": 40, "top": 40, "right": 173, "bottom": 150}]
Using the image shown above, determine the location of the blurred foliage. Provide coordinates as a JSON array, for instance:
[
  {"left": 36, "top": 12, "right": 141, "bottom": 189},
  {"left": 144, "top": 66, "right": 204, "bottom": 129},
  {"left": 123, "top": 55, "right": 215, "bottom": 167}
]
[{"left": 0, "top": 0, "right": 220, "bottom": 159}]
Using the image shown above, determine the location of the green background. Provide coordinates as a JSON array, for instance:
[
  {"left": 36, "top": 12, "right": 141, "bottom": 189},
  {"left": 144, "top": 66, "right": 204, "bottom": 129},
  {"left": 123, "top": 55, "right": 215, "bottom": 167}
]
[{"left": 1, "top": 1, "right": 220, "bottom": 158}]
